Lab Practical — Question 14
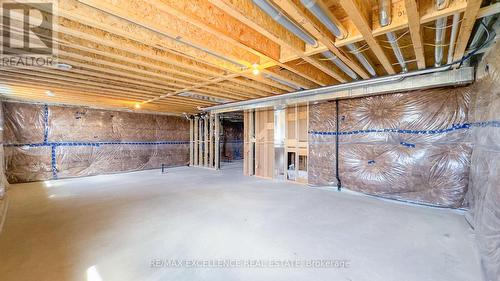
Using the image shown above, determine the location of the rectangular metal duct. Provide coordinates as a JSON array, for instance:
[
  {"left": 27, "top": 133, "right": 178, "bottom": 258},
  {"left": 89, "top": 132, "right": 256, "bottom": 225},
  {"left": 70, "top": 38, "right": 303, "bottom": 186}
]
[{"left": 202, "top": 67, "right": 474, "bottom": 114}]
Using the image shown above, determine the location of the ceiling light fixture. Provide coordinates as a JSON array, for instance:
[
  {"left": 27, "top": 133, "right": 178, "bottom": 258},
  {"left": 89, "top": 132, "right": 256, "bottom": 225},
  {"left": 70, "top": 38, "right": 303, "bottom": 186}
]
[
  {"left": 45, "top": 90, "right": 55, "bottom": 97},
  {"left": 134, "top": 103, "right": 141, "bottom": 109},
  {"left": 55, "top": 63, "right": 72, "bottom": 71},
  {"left": 252, "top": 63, "right": 260, "bottom": 75}
]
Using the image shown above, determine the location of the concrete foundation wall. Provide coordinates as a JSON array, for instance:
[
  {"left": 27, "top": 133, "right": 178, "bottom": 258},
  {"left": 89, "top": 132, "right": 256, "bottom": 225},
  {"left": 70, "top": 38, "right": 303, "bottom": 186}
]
[{"left": 3, "top": 102, "right": 190, "bottom": 183}]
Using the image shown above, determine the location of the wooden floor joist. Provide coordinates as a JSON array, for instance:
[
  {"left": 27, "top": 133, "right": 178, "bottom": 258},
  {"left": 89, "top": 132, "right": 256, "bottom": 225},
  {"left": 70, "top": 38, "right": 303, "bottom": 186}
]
[{"left": 0, "top": 0, "right": 493, "bottom": 113}]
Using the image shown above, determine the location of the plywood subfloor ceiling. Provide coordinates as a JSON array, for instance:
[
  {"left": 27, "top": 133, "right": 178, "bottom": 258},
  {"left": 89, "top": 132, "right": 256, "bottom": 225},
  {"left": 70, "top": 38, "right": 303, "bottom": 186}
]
[{"left": 0, "top": 0, "right": 498, "bottom": 114}]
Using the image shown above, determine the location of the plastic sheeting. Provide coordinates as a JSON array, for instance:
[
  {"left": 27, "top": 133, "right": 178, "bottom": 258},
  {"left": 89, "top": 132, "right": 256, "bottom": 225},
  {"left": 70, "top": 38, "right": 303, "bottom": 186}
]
[
  {"left": 465, "top": 43, "right": 500, "bottom": 281},
  {"left": 309, "top": 86, "right": 472, "bottom": 208},
  {"left": 0, "top": 101, "right": 7, "bottom": 199},
  {"left": 220, "top": 120, "right": 243, "bottom": 162},
  {"left": 3, "top": 102, "right": 190, "bottom": 183}
]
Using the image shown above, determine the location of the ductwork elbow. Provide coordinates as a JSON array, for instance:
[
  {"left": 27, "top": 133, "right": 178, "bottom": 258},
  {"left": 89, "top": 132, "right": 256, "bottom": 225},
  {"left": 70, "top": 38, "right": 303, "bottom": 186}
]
[{"left": 378, "top": 0, "right": 392, "bottom": 27}]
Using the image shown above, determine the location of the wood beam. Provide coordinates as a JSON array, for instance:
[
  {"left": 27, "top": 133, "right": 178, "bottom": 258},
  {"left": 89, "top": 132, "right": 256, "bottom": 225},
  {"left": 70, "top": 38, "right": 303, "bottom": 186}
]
[
  {"left": 151, "top": 0, "right": 281, "bottom": 61},
  {"left": 214, "top": 114, "right": 220, "bottom": 170},
  {"left": 209, "top": 0, "right": 346, "bottom": 84},
  {"left": 404, "top": 0, "right": 426, "bottom": 69},
  {"left": 25, "top": 0, "right": 291, "bottom": 97},
  {"left": 0, "top": 83, "right": 196, "bottom": 113},
  {"left": 272, "top": 0, "right": 370, "bottom": 79},
  {"left": 338, "top": 0, "right": 396, "bottom": 74},
  {"left": 190, "top": 118, "right": 194, "bottom": 166},
  {"left": 194, "top": 117, "right": 199, "bottom": 165},
  {"left": 204, "top": 117, "right": 209, "bottom": 167},
  {"left": 453, "top": 0, "right": 483, "bottom": 62}
]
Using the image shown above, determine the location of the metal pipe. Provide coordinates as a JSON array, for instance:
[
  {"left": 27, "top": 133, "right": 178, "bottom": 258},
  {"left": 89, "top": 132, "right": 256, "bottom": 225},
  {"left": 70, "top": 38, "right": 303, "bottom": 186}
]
[
  {"left": 436, "top": 0, "right": 450, "bottom": 10},
  {"left": 447, "top": 14, "right": 460, "bottom": 64},
  {"left": 299, "top": 0, "right": 377, "bottom": 77},
  {"left": 435, "top": 17, "right": 447, "bottom": 67},
  {"left": 322, "top": 51, "right": 358, "bottom": 80},
  {"left": 378, "top": 0, "right": 392, "bottom": 26},
  {"left": 346, "top": 44, "right": 377, "bottom": 76},
  {"left": 379, "top": 0, "right": 407, "bottom": 72},
  {"left": 434, "top": 0, "right": 450, "bottom": 66},
  {"left": 203, "top": 66, "right": 474, "bottom": 113},
  {"left": 469, "top": 16, "right": 494, "bottom": 50},
  {"left": 252, "top": 0, "right": 318, "bottom": 46},
  {"left": 264, "top": 74, "right": 302, "bottom": 90},
  {"left": 300, "top": 0, "right": 344, "bottom": 38},
  {"left": 386, "top": 32, "right": 408, "bottom": 72}
]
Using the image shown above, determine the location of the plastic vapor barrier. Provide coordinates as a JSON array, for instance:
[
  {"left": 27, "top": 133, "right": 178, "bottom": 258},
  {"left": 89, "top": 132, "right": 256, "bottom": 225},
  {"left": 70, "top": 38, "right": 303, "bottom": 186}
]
[
  {"left": 465, "top": 44, "right": 500, "bottom": 281},
  {"left": 0, "top": 101, "right": 7, "bottom": 199},
  {"left": 220, "top": 120, "right": 243, "bottom": 162},
  {"left": 309, "top": 86, "right": 471, "bottom": 208},
  {"left": 3, "top": 102, "right": 190, "bottom": 183}
]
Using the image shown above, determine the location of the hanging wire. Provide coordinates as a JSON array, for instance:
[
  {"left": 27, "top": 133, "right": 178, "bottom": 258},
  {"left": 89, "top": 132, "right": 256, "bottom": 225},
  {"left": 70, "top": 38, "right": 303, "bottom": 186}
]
[
  {"left": 424, "top": 43, "right": 450, "bottom": 47},
  {"left": 423, "top": 18, "right": 464, "bottom": 30},
  {"left": 391, "top": 59, "right": 417, "bottom": 66},
  {"left": 465, "top": 20, "right": 491, "bottom": 53},
  {"left": 379, "top": 30, "right": 410, "bottom": 43},
  {"left": 295, "top": 59, "right": 308, "bottom": 66},
  {"left": 381, "top": 43, "right": 414, "bottom": 49},
  {"left": 346, "top": 44, "right": 370, "bottom": 54}
]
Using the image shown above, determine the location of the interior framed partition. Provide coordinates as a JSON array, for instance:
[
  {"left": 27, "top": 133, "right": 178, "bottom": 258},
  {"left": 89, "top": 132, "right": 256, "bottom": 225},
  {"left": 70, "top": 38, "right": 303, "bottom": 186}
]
[
  {"left": 285, "top": 105, "right": 309, "bottom": 184},
  {"left": 189, "top": 114, "right": 220, "bottom": 169},
  {"left": 243, "top": 105, "right": 309, "bottom": 184}
]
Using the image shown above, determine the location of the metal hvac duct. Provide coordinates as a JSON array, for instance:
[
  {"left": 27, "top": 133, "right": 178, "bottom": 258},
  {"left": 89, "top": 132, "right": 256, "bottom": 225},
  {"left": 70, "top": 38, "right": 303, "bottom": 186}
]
[
  {"left": 434, "top": 0, "right": 450, "bottom": 66},
  {"left": 322, "top": 51, "right": 358, "bottom": 79},
  {"left": 436, "top": 0, "right": 450, "bottom": 10},
  {"left": 379, "top": 0, "right": 407, "bottom": 72},
  {"left": 345, "top": 43, "right": 377, "bottom": 76},
  {"left": 435, "top": 17, "right": 447, "bottom": 66},
  {"left": 203, "top": 66, "right": 474, "bottom": 113},
  {"left": 469, "top": 16, "right": 494, "bottom": 50},
  {"left": 301, "top": 0, "right": 377, "bottom": 76},
  {"left": 252, "top": 0, "right": 318, "bottom": 46},
  {"left": 264, "top": 73, "right": 303, "bottom": 90},
  {"left": 300, "top": 0, "right": 344, "bottom": 38},
  {"left": 447, "top": 14, "right": 460, "bottom": 64}
]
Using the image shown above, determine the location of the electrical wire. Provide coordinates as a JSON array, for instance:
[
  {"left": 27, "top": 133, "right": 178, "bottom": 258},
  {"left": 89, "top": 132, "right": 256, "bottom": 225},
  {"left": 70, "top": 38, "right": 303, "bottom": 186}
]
[
  {"left": 379, "top": 30, "right": 410, "bottom": 43},
  {"left": 423, "top": 18, "right": 464, "bottom": 30},
  {"left": 455, "top": 21, "right": 495, "bottom": 68}
]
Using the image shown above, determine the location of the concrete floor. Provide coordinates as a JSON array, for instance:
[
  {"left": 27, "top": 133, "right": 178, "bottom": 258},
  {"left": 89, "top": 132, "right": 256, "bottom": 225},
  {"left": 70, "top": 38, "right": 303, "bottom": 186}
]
[{"left": 0, "top": 164, "right": 482, "bottom": 281}]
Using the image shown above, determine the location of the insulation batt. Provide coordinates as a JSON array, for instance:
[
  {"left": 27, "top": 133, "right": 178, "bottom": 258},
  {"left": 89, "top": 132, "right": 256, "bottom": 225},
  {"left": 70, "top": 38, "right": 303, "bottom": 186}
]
[
  {"left": 309, "top": 43, "right": 500, "bottom": 281},
  {"left": 309, "top": 82, "right": 471, "bottom": 208},
  {"left": 0, "top": 102, "right": 7, "bottom": 198},
  {"left": 465, "top": 43, "right": 500, "bottom": 281},
  {"left": 3, "top": 103, "right": 190, "bottom": 182}
]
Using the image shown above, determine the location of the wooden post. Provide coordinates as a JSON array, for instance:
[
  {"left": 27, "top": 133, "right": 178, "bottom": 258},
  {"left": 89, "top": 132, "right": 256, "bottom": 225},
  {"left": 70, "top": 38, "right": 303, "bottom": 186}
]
[
  {"left": 214, "top": 113, "right": 220, "bottom": 170},
  {"left": 204, "top": 116, "right": 209, "bottom": 167},
  {"left": 244, "top": 110, "right": 255, "bottom": 176},
  {"left": 194, "top": 117, "right": 199, "bottom": 166},
  {"left": 209, "top": 114, "right": 215, "bottom": 168},
  {"left": 189, "top": 117, "right": 194, "bottom": 166},
  {"left": 198, "top": 116, "right": 203, "bottom": 166}
]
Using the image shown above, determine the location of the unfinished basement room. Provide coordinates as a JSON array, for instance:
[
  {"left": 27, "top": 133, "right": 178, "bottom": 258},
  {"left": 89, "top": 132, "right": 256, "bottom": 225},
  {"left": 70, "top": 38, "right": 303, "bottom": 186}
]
[{"left": 0, "top": 0, "right": 499, "bottom": 280}]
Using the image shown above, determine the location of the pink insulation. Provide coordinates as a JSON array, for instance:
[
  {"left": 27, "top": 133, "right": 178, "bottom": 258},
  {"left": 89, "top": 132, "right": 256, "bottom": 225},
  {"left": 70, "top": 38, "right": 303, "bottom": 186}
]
[{"left": 3, "top": 102, "right": 190, "bottom": 183}]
